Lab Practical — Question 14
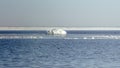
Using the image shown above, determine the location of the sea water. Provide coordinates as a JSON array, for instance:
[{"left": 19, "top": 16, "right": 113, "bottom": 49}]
[{"left": 0, "top": 30, "right": 120, "bottom": 68}]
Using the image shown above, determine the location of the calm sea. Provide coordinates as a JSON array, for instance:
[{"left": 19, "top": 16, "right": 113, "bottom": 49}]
[{"left": 1, "top": 30, "right": 120, "bottom": 68}]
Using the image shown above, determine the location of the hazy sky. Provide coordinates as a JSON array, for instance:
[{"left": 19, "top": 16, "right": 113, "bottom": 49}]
[{"left": 0, "top": 0, "right": 120, "bottom": 27}]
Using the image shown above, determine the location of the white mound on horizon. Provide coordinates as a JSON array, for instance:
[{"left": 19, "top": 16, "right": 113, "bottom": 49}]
[{"left": 47, "top": 29, "right": 67, "bottom": 35}]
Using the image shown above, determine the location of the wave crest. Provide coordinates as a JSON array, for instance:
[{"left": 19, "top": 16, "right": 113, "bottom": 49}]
[{"left": 0, "top": 34, "right": 119, "bottom": 39}]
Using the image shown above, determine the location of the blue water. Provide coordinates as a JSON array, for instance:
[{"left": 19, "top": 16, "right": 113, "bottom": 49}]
[{"left": 0, "top": 31, "right": 120, "bottom": 68}]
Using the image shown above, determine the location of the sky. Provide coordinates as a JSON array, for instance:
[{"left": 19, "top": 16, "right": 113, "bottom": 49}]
[{"left": 0, "top": 0, "right": 120, "bottom": 27}]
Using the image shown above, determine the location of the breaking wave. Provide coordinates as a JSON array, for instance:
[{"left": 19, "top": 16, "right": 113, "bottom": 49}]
[
  {"left": 0, "top": 34, "right": 120, "bottom": 39},
  {"left": 64, "top": 35, "right": 120, "bottom": 39}
]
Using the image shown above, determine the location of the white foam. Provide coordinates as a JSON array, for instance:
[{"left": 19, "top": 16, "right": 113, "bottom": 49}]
[
  {"left": 0, "top": 34, "right": 43, "bottom": 39},
  {"left": 64, "top": 35, "right": 120, "bottom": 40},
  {"left": 0, "top": 34, "right": 119, "bottom": 39}
]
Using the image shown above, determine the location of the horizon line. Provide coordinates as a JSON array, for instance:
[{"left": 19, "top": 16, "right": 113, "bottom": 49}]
[{"left": 0, "top": 27, "right": 120, "bottom": 30}]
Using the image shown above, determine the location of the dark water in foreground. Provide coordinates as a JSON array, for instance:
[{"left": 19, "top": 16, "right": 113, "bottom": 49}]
[{"left": 0, "top": 31, "right": 120, "bottom": 68}]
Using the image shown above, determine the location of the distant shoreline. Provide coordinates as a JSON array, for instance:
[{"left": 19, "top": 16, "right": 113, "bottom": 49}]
[{"left": 0, "top": 27, "right": 120, "bottom": 30}]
